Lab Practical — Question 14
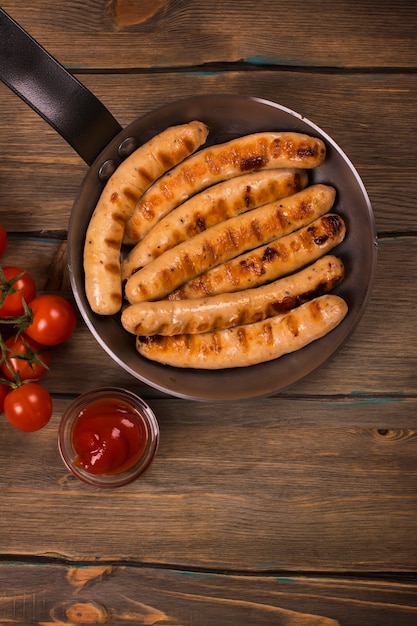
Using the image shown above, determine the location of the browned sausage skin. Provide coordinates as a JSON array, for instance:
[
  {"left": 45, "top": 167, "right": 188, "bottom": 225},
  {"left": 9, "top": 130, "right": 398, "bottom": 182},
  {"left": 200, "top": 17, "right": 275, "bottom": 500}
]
[
  {"left": 169, "top": 211, "right": 345, "bottom": 300},
  {"left": 124, "top": 184, "right": 336, "bottom": 304},
  {"left": 83, "top": 120, "right": 209, "bottom": 315},
  {"left": 123, "top": 131, "right": 326, "bottom": 245},
  {"left": 121, "top": 168, "right": 308, "bottom": 280},
  {"left": 136, "top": 294, "right": 348, "bottom": 369},
  {"left": 121, "top": 255, "right": 345, "bottom": 336}
]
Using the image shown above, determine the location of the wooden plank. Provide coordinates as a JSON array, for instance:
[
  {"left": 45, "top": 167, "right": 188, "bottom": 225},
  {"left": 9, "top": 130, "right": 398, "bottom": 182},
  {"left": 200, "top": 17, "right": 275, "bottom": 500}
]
[
  {"left": 1, "top": 396, "right": 416, "bottom": 571},
  {"left": 1, "top": 563, "right": 416, "bottom": 626},
  {"left": 0, "top": 235, "right": 414, "bottom": 397},
  {"left": 1, "top": 0, "right": 416, "bottom": 68},
  {"left": 2, "top": 71, "right": 416, "bottom": 170},
  {"left": 1, "top": 2, "right": 415, "bottom": 623},
  {"left": 1, "top": 71, "right": 416, "bottom": 234},
  {"left": 287, "top": 235, "right": 417, "bottom": 396}
]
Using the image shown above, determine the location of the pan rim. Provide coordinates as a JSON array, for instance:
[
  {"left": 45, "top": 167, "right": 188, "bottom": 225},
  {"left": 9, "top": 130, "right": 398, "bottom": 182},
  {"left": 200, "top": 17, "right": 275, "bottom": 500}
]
[{"left": 68, "top": 94, "right": 378, "bottom": 401}]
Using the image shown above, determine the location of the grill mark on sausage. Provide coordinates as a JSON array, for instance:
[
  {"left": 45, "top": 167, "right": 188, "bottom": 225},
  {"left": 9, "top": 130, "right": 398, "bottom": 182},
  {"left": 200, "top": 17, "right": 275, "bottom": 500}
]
[
  {"left": 297, "top": 145, "right": 320, "bottom": 158},
  {"left": 238, "top": 138, "right": 270, "bottom": 172},
  {"left": 140, "top": 203, "right": 156, "bottom": 221},
  {"left": 139, "top": 334, "right": 163, "bottom": 348},
  {"left": 240, "top": 155, "right": 266, "bottom": 171},
  {"left": 202, "top": 240, "right": 218, "bottom": 263},
  {"left": 239, "top": 257, "right": 266, "bottom": 276},
  {"left": 183, "top": 136, "right": 198, "bottom": 153},
  {"left": 104, "top": 237, "right": 120, "bottom": 250},
  {"left": 125, "top": 133, "right": 324, "bottom": 245},
  {"left": 261, "top": 321, "right": 274, "bottom": 345},
  {"left": 271, "top": 137, "right": 324, "bottom": 162},
  {"left": 271, "top": 296, "right": 300, "bottom": 313},
  {"left": 224, "top": 226, "right": 242, "bottom": 250},
  {"left": 167, "top": 208, "right": 342, "bottom": 301},
  {"left": 157, "top": 151, "right": 178, "bottom": 170},
  {"left": 261, "top": 246, "right": 279, "bottom": 263},
  {"left": 310, "top": 298, "right": 325, "bottom": 321},
  {"left": 308, "top": 214, "right": 344, "bottom": 245},
  {"left": 111, "top": 211, "right": 129, "bottom": 227},
  {"left": 244, "top": 186, "right": 252, "bottom": 207},
  {"left": 137, "top": 167, "right": 155, "bottom": 184},
  {"left": 104, "top": 262, "right": 120, "bottom": 276},
  {"left": 284, "top": 313, "right": 300, "bottom": 337},
  {"left": 134, "top": 283, "right": 150, "bottom": 299},
  {"left": 200, "top": 332, "right": 222, "bottom": 355},
  {"left": 292, "top": 171, "right": 303, "bottom": 191},
  {"left": 161, "top": 181, "right": 176, "bottom": 200},
  {"left": 236, "top": 327, "right": 249, "bottom": 351},
  {"left": 313, "top": 233, "right": 330, "bottom": 245},
  {"left": 181, "top": 251, "right": 197, "bottom": 274},
  {"left": 290, "top": 239, "right": 302, "bottom": 254},
  {"left": 187, "top": 276, "right": 213, "bottom": 297},
  {"left": 196, "top": 215, "right": 206, "bottom": 231},
  {"left": 296, "top": 199, "right": 314, "bottom": 219},
  {"left": 123, "top": 170, "right": 309, "bottom": 282},
  {"left": 110, "top": 292, "right": 122, "bottom": 305},
  {"left": 249, "top": 219, "right": 263, "bottom": 241},
  {"left": 122, "top": 187, "right": 139, "bottom": 204},
  {"left": 270, "top": 271, "right": 344, "bottom": 314}
]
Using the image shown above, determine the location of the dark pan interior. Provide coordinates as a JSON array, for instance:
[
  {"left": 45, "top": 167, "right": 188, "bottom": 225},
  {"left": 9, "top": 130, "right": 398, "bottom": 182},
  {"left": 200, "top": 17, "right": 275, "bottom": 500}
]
[{"left": 67, "top": 95, "right": 377, "bottom": 401}]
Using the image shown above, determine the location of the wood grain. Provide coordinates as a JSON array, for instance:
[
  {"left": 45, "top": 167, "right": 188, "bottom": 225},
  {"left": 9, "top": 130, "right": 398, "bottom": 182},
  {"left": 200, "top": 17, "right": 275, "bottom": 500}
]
[
  {"left": 1, "top": 71, "right": 416, "bottom": 234},
  {"left": 0, "top": 235, "right": 414, "bottom": 397},
  {"left": 1, "top": 396, "right": 416, "bottom": 571},
  {"left": 1, "top": 0, "right": 416, "bottom": 67},
  {"left": 1, "top": 563, "right": 416, "bottom": 626},
  {"left": 1, "top": 0, "right": 416, "bottom": 623}
]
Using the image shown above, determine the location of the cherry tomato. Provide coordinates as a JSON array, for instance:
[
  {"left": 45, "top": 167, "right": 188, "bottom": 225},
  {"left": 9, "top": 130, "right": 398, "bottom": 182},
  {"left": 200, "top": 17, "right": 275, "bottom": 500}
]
[
  {"left": 0, "top": 383, "right": 10, "bottom": 413},
  {"left": 3, "top": 382, "right": 53, "bottom": 432},
  {"left": 0, "top": 266, "right": 36, "bottom": 317},
  {"left": 24, "top": 294, "right": 77, "bottom": 346},
  {"left": 0, "top": 334, "right": 50, "bottom": 382},
  {"left": 0, "top": 224, "right": 7, "bottom": 258}
]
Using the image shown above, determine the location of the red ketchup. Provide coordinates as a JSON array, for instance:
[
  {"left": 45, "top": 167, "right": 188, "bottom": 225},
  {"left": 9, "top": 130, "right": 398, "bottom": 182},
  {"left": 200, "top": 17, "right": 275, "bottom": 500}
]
[{"left": 72, "top": 397, "right": 147, "bottom": 475}]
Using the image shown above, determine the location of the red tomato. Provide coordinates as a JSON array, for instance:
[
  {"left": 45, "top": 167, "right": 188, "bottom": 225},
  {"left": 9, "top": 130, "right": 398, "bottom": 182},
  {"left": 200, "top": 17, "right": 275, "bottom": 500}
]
[
  {"left": 0, "top": 383, "right": 10, "bottom": 413},
  {"left": 0, "top": 334, "right": 50, "bottom": 382},
  {"left": 3, "top": 382, "right": 53, "bottom": 432},
  {"left": 25, "top": 294, "right": 77, "bottom": 346},
  {"left": 0, "top": 224, "right": 7, "bottom": 258},
  {"left": 0, "top": 266, "right": 36, "bottom": 317}
]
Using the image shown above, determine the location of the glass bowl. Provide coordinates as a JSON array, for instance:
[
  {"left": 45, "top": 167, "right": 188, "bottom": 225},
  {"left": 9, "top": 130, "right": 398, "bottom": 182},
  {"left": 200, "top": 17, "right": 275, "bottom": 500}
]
[{"left": 58, "top": 387, "right": 159, "bottom": 487}]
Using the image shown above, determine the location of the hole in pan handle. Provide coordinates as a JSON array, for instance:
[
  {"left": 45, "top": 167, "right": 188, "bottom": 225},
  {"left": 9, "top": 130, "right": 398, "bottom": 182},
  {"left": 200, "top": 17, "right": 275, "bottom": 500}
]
[{"left": 0, "top": 7, "right": 122, "bottom": 165}]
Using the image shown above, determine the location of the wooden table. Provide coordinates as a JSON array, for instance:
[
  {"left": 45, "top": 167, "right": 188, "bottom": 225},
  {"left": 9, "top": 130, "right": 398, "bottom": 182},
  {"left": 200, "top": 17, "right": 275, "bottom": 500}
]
[{"left": 1, "top": 1, "right": 416, "bottom": 624}]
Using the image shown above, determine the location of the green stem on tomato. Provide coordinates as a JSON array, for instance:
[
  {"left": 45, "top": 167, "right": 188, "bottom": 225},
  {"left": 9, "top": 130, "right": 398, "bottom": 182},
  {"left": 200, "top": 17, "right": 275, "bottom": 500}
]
[
  {"left": 0, "top": 296, "right": 33, "bottom": 330},
  {"left": 0, "top": 334, "right": 19, "bottom": 388},
  {"left": 0, "top": 298, "right": 46, "bottom": 388},
  {"left": 0, "top": 268, "right": 26, "bottom": 308}
]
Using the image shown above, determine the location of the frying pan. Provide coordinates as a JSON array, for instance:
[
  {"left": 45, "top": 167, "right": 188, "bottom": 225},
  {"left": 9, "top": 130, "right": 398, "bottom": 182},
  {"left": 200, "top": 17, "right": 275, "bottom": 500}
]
[{"left": 0, "top": 8, "right": 378, "bottom": 401}]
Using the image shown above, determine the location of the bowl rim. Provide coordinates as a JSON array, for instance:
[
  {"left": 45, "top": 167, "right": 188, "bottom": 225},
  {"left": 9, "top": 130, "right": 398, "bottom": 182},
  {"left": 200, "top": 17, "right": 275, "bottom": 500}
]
[{"left": 57, "top": 386, "right": 160, "bottom": 487}]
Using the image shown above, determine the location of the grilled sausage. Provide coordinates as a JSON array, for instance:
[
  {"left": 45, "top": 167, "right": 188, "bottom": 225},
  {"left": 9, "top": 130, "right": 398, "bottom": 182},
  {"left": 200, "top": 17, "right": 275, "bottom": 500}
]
[
  {"left": 83, "top": 120, "right": 209, "bottom": 315},
  {"left": 121, "top": 255, "right": 344, "bottom": 335},
  {"left": 124, "top": 184, "right": 336, "bottom": 303},
  {"left": 169, "top": 212, "right": 345, "bottom": 300},
  {"left": 121, "top": 168, "right": 308, "bottom": 279},
  {"left": 136, "top": 294, "right": 348, "bottom": 369},
  {"left": 123, "top": 131, "right": 326, "bottom": 244}
]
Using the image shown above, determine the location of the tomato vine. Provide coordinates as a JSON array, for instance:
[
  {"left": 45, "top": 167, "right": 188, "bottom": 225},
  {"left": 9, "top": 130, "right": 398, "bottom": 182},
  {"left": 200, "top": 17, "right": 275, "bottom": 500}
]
[{"left": 0, "top": 231, "right": 77, "bottom": 431}]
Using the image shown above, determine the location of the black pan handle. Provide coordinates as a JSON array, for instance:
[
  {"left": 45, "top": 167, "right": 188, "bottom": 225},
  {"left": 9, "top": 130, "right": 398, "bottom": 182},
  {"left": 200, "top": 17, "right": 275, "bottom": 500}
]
[{"left": 0, "top": 7, "right": 123, "bottom": 165}]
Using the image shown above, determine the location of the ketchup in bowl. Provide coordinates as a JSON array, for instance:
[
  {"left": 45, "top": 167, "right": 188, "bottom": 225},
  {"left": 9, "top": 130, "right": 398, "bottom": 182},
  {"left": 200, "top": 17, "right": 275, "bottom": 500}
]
[{"left": 58, "top": 388, "right": 159, "bottom": 487}]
